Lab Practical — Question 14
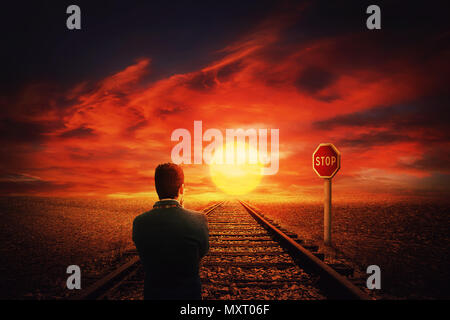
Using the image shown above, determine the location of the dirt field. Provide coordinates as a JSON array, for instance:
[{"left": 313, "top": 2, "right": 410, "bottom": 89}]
[
  {"left": 0, "top": 196, "right": 212, "bottom": 299},
  {"left": 245, "top": 199, "right": 450, "bottom": 299},
  {"left": 0, "top": 196, "right": 448, "bottom": 299}
]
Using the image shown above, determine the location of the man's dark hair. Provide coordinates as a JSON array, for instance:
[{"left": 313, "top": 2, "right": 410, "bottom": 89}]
[{"left": 154, "top": 163, "right": 184, "bottom": 199}]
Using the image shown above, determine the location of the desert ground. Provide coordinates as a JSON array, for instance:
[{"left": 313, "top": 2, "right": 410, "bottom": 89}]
[{"left": 0, "top": 196, "right": 448, "bottom": 299}]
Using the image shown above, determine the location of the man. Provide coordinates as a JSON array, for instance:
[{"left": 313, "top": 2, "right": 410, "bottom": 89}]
[{"left": 132, "top": 163, "right": 209, "bottom": 300}]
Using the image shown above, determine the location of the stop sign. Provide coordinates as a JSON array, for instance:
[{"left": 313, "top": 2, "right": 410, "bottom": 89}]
[{"left": 312, "top": 143, "right": 341, "bottom": 178}]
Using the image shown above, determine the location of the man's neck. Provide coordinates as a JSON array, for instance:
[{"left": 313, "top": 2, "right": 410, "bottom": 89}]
[
  {"left": 158, "top": 197, "right": 184, "bottom": 208},
  {"left": 159, "top": 198, "right": 179, "bottom": 202}
]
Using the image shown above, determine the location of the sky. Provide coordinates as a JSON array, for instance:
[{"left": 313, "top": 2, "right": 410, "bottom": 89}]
[{"left": 0, "top": 1, "right": 449, "bottom": 201}]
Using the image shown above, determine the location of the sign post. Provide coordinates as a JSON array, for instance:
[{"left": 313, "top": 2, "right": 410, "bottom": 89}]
[{"left": 312, "top": 143, "right": 341, "bottom": 246}]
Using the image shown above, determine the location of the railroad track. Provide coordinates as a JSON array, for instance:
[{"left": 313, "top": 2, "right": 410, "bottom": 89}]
[{"left": 72, "top": 200, "right": 371, "bottom": 300}]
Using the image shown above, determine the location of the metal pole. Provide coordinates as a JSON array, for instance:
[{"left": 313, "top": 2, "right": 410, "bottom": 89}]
[{"left": 324, "top": 178, "right": 332, "bottom": 246}]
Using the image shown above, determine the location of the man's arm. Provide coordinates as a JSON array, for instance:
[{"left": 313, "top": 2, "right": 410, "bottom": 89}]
[
  {"left": 132, "top": 217, "right": 138, "bottom": 244},
  {"left": 132, "top": 217, "right": 145, "bottom": 264},
  {"left": 198, "top": 214, "right": 209, "bottom": 259}
]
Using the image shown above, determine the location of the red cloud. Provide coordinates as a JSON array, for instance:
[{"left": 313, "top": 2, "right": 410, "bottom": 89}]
[{"left": 1, "top": 19, "right": 448, "bottom": 200}]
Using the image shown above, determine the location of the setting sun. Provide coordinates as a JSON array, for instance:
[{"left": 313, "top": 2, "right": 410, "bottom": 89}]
[{"left": 209, "top": 142, "right": 264, "bottom": 195}]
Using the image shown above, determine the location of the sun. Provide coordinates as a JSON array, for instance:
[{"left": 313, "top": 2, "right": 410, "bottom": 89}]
[{"left": 209, "top": 141, "right": 264, "bottom": 195}]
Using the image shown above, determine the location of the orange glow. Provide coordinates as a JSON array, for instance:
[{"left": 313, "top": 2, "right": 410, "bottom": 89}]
[
  {"left": 2, "top": 19, "right": 448, "bottom": 202},
  {"left": 210, "top": 142, "right": 264, "bottom": 196}
]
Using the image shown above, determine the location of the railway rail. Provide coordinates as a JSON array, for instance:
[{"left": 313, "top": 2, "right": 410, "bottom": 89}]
[{"left": 72, "top": 200, "right": 371, "bottom": 300}]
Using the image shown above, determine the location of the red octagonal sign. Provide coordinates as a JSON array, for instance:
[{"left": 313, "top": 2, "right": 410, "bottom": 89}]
[{"left": 312, "top": 143, "right": 341, "bottom": 179}]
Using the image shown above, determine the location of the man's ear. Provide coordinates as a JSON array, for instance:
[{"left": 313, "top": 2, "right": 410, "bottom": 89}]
[{"left": 179, "top": 183, "right": 185, "bottom": 196}]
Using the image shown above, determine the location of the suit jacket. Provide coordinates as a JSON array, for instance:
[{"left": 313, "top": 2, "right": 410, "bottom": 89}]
[{"left": 132, "top": 199, "right": 209, "bottom": 300}]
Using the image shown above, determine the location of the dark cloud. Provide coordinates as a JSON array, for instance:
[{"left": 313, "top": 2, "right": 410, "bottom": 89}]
[
  {"left": 0, "top": 119, "right": 43, "bottom": 143},
  {"left": 123, "top": 107, "right": 148, "bottom": 136},
  {"left": 316, "top": 97, "right": 450, "bottom": 151},
  {"left": 185, "top": 71, "right": 217, "bottom": 91},
  {"left": 315, "top": 105, "right": 409, "bottom": 129},
  {"left": 295, "top": 66, "right": 337, "bottom": 94},
  {"left": 338, "top": 131, "right": 409, "bottom": 148},
  {"left": 404, "top": 148, "right": 450, "bottom": 173},
  {"left": 315, "top": 98, "right": 450, "bottom": 136},
  {"left": 216, "top": 60, "right": 244, "bottom": 82},
  {"left": 0, "top": 177, "right": 72, "bottom": 195},
  {"left": 1, "top": 0, "right": 278, "bottom": 95},
  {"left": 185, "top": 59, "right": 244, "bottom": 91},
  {"left": 0, "top": 119, "right": 61, "bottom": 144},
  {"left": 59, "top": 126, "right": 97, "bottom": 139},
  {"left": 0, "top": 83, "right": 78, "bottom": 120},
  {"left": 316, "top": 94, "right": 341, "bottom": 103},
  {"left": 125, "top": 120, "right": 148, "bottom": 136},
  {"left": 154, "top": 105, "right": 187, "bottom": 118},
  {"left": 276, "top": 1, "right": 449, "bottom": 61}
]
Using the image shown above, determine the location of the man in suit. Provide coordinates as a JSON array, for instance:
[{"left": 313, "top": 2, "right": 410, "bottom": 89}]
[{"left": 132, "top": 163, "right": 209, "bottom": 300}]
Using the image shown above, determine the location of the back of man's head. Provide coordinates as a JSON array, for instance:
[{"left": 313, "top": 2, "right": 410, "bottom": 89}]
[{"left": 154, "top": 163, "right": 184, "bottom": 199}]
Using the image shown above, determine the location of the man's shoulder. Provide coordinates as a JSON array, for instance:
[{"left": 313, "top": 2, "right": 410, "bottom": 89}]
[
  {"left": 133, "top": 207, "right": 206, "bottom": 223},
  {"left": 133, "top": 210, "right": 152, "bottom": 225},
  {"left": 180, "top": 208, "right": 207, "bottom": 222}
]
